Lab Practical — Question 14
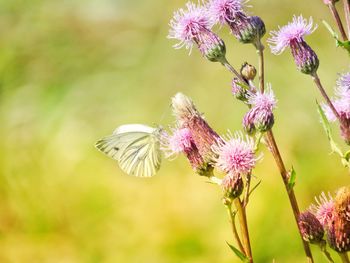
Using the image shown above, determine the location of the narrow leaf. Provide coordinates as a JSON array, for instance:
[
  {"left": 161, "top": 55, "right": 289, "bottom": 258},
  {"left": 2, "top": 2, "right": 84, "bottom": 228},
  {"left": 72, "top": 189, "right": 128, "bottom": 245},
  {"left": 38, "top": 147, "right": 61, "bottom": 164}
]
[
  {"left": 226, "top": 242, "right": 250, "bottom": 262},
  {"left": 316, "top": 102, "right": 343, "bottom": 157},
  {"left": 288, "top": 167, "right": 296, "bottom": 191}
]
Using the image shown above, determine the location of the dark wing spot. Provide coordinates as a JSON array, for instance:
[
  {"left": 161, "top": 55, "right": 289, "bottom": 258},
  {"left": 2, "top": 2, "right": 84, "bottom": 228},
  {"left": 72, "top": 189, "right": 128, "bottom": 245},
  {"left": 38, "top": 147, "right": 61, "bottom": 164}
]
[{"left": 114, "top": 147, "right": 119, "bottom": 151}]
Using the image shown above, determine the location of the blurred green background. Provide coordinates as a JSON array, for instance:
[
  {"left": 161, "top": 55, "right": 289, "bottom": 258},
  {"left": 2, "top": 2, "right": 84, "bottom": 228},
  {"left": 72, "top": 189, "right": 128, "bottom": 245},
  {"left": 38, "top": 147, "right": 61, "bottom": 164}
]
[{"left": 0, "top": 0, "right": 349, "bottom": 262}]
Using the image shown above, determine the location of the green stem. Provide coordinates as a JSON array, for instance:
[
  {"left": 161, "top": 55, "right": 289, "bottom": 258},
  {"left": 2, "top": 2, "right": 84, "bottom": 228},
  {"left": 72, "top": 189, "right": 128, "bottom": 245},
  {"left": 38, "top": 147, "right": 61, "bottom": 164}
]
[
  {"left": 234, "top": 198, "right": 253, "bottom": 263},
  {"left": 257, "top": 44, "right": 265, "bottom": 93},
  {"left": 226, "top": 203, "right": 245, "bottom": 255}
]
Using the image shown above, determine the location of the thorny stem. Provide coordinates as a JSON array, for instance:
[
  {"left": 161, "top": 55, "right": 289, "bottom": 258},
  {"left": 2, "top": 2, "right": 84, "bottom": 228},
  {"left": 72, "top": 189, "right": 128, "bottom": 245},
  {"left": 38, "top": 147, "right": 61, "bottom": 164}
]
[
  {"left": 339, "top": 252, "right": 350, "bottom": 263},
  {"left": 226, "top": 203, "right": 245, "bottom": 254},
  {"left": 318, "top": 241, "right": 335, "bottom": 263},
  {"left": 344, "top": 0, "right": 350, "bottom": 37},
  {"left": 257, "top": 45, "right": 314, "bottom": 263},
  {"left": 312, "top": 73, "right": 342, "bottom": 122},
  {"left": 234, "top": 198, "right": 253, "bottom": 263},
  {"left": 328, "top": 3, "right": 348, "bottom": 41}
]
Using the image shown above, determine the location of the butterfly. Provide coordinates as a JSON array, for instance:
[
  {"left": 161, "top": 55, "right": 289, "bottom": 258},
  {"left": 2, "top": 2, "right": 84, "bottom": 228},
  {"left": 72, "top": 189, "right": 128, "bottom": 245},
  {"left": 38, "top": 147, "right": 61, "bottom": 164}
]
[{"left": 95, "top": 124, "right": 163, "bottom": 177}]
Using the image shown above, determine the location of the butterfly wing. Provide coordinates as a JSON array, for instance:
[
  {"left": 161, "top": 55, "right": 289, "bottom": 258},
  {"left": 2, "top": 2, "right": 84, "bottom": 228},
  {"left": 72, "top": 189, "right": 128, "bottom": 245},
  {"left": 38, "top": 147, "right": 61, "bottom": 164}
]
[{"left": 95, "top": 124, "right": 162, "bottom": 177}]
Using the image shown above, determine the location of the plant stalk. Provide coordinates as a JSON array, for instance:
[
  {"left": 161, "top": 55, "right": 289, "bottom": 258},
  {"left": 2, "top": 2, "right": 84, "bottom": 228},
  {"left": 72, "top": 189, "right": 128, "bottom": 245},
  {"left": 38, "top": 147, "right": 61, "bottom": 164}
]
[
  {"left": 344, "top": 0, "right": 350, "bottom": 37},
  {"left": 312, "top": 73, "right": 342, "bottom": 122},
  {"left": 234, "top": 198, "right": 253, "bottom": 263},
  {"left": 257, "top": 47, "right": 314, "bottom": 263},
  {"left": 265, "top": 131, "right": 314, "bottom": 263},
  {"left": 226, "top": 203, "right": 245, "bottom": 254},
  {"left": 328, "top": 3, "right": 348, "bottom": 41}
]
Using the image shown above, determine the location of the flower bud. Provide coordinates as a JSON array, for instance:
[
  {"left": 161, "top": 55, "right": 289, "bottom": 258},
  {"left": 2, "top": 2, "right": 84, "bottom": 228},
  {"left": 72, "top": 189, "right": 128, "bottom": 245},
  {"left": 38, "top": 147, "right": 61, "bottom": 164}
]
[
  {"left": 243, "top": 110, "right": 256, "bottom": 135},
  {"left": 198, "top": 31, "right": 227, "bottom": 63},
  {"left": 298, "top": 211, "right": 325, "bottom": 244},
  {"left": 290, "top": 40, "right": 319, "bottom": 75},
  {"left": 254, "top": 110, "right": 275, "bottom": 132},
  {"left": 222, "top": 174, "right": 244, "bottom": 200},
  {"left": 231, "top": 78, "right": 248, "bottom": 101},
  {"left": 171, "top": 93, "right": 222, "bottom": 162},
  {"left": 240, "top": 62, "right": 257, "bottom": 81},
  {"left": 229, "top": 13, "right": 266, "bottom": 46}
]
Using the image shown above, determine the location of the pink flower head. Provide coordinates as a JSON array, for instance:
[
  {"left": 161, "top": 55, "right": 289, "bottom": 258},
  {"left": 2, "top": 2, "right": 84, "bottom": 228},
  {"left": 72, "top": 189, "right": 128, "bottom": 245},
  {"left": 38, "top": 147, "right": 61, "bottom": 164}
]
[
  {"left": 207, "top": 0, "right": 245, "bottom": 24},
  {"left": 168, "top": 2, "right": 213, "bottom": 52},
  {"left": 165, "top": 128, "right": 194, "bottom": 156},
  {"left": 336, "top": 72, "right": 350, "bottom": 99},
  {"left": 243, "top": 85, "right": 276, "bottom": 133},
  {"left": 248, "top": 84, "right": 277, "bottom": 111},
  {"left": 212, "top": 132, "right": 259, "bottom": 175},
  {"left": 311, "top": 192, "right": 335, "bottom": 227},
  {"left": 322, "top": 99, "right": 350, "bottom": 122},
  {"left": 268, "top": 15, "right": 317, "bottom": 55}
]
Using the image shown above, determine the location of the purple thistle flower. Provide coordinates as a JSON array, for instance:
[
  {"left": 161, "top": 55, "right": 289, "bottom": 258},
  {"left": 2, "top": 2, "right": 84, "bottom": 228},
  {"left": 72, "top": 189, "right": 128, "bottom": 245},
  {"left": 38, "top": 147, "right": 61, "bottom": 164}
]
[
  {"left": 171, "top": 93, "right": 222, "bottom": 163},
  {"left": 298, "top": 211, "right": 324, "bottom": 244},
  {"left": 207, "top": 0, "right": 265, "bottom": 46},
  {"left": 168, "top": 2, "right": 226, "bottom": 62},
  {"left": 325, "top": 187, "right": 350, "bottom": 253},
  {"left": 336, "top": 72, "right": 350, "bottom": 99},
  {"left": 323, "top": 99, "right": 350, "bottom": 123},
  {"left": 162, "top": 127, "right": 213, "bottom": 176},
  {"left": 212, "top": 132, "right": 259, "bottom": 175},
  {"left": 310, "top": 192, "right": 335, "bottom": 228},
  {"left": 222, "top": 173, "right": 244, "bottom": 200},
  {"left": 268, "top": 15, "right": 319, "bottom": 75},
  {"left": 243, "top": 86, "right": 277, "bottom": 133},
  {"left": 207, "top": 0, "right": 245, "bottom": 24}
]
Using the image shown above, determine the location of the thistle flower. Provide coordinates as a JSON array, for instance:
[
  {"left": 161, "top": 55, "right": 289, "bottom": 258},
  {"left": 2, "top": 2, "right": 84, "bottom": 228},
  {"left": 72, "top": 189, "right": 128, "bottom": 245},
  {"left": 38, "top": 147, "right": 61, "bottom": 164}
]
[
  {"left": 207, "top": 0, "right": 244, "bottom": 24},
  {"left": 168, "top": 2, "right": 226, "bottom": 62},
  {"left": 207, "top": 0, "right": 265, "bottom": 46},
  {"left": 298, "top": 211, "right": 325, "bottom": 244},
  {"left": 336, "top": 72, "right": 350, "bottom": 100},
  {"left": 171, "top": 93, "right": 221, "bottom": 163},
  {"left": 311, "top": 192, "right": 335, "bottom": 227},
  {"left": 212, "top": 132, "right": 259, "bottom": 175},
  {"left": 268, "top": 15, "right": 319, "bottom": 75},
  {"left": 222, "top": 173, "right": 244, "bottom": 200},
  {"left": 243, "top": 86, "right": 277, "bottom": 133},
  {"left": 162, "top": 128, "right": 213, "bottom": 176},
  {"left": 326, "top": 187, "right": 350, "bottom": 252},
  {"left": 323, "top": 0, "right": 340, "bottom": 4}
]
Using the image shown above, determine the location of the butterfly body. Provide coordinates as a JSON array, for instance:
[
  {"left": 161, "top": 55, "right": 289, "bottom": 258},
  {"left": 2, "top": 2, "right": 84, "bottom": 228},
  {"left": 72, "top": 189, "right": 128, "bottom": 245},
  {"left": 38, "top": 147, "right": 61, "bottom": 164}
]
[{"left": 95, "top": 124, "right": 163, "bottom": 177}]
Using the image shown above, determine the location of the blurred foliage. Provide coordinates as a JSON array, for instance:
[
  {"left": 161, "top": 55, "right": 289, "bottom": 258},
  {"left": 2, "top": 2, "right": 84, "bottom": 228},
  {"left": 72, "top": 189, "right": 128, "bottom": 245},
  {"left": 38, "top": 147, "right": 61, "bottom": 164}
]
[{"left": 0, "top": 0, "right": 349, "bottom": 262}]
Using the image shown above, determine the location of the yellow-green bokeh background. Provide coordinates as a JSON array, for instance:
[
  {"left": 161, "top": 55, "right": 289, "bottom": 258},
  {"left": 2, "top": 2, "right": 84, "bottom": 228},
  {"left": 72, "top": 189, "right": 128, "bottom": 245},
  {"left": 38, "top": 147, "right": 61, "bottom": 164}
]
[{"left": 0, "top": 0, "right": 349, "bottom": 262}]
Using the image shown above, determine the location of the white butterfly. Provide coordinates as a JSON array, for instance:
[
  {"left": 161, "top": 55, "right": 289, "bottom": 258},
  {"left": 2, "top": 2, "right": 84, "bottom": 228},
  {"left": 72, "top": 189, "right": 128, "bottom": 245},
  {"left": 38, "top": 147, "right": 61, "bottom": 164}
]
[{"left": 95, "top": 124, "right": 163, "bottom": 177}]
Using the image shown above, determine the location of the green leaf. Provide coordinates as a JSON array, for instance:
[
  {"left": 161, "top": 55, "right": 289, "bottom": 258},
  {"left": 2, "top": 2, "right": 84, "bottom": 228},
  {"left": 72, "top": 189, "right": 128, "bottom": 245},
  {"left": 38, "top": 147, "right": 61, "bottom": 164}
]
[
  {"left": 316, "top": 102, "right": 343, "bottom": 157},
  {"left": 344, "top": 150, "right": 350, "bottom": 161},
  {"left": 288, "top": 167, "right": 296, "bottom": 191},
  {"left": 226, "top": 242, "right": 250, "bottom": 263},
  {"left": 322, "top": 20, "right": 350, "bottom": 54}
]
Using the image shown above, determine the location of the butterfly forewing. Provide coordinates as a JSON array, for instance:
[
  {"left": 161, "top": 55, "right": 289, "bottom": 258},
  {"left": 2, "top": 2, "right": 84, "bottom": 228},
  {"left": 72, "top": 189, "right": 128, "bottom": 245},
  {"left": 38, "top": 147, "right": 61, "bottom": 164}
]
[{"left": 95, "top": 124, "right": 162, "bottom": 177}]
